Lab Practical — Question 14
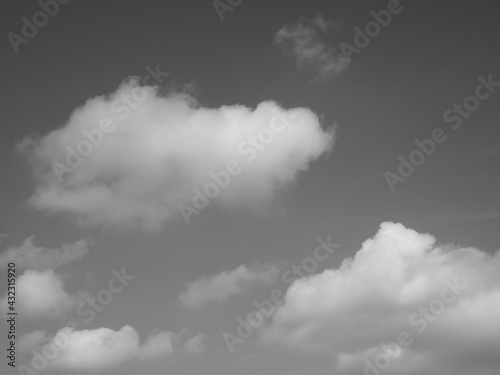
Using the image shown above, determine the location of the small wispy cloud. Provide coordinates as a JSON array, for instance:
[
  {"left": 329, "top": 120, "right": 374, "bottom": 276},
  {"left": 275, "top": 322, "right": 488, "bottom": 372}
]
[
  {"left": 183, "top": 333, "right": 206, "bottom": 355},
  {"left": 0, "top": 237, "right": 90, "bottom": 270},
  {"left": 442, "top": 210, "right": 500, "bottom": 223},
  {"left": 275, "top": 14, "right": 347, "bottom": 81},
  {"left": 179, "top": 263, "right": 281, "bottom": 310}
]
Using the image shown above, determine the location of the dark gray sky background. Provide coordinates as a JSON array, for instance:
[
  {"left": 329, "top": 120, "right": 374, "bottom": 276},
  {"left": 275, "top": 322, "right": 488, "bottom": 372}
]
[{"left": 1, "top": 1, "right": 500, "bottom": 375}]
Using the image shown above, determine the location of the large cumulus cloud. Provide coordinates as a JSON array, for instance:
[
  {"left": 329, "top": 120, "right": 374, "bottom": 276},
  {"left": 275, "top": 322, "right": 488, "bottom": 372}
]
[
  {"left": 18, "top": 79, "right": 334, "bottom": 230},
  {"left": 261, "top": 222, "right": 500, "bottom": 375}
]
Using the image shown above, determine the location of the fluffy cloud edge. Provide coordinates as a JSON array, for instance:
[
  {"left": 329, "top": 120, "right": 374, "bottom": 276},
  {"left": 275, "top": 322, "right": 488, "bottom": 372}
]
[
  {"left": 19, "top": 325, "right": 205, "bottom": 371},
  {"left": 1, "top": 269, "right": 86, "bottom": 319},
  {"left": 18, "top": 80, "right": 335, "bottom": 231},
  {"left": 259, "top": 222, "right": 500, "bottom": 375}
]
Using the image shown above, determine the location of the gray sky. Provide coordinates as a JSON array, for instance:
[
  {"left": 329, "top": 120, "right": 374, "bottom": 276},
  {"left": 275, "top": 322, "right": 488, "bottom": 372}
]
[{"left": 1, "top": 1, "right": 500, "bottom": 375}]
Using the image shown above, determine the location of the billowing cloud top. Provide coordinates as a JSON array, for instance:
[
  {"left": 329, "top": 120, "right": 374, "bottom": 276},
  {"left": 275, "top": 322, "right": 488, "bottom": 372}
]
[
  {"left": 18, "top": 79, "right": 334, "bottom": 230},
  {"left": 19, "top": 325, "right": 204, "bottom": 371},
  {"left": 262, "top": 222, "right": 500, "bottom": 375}
]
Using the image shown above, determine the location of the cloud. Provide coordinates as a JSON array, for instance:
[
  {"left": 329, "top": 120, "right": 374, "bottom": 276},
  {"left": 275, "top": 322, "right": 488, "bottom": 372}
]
[
  {"left": 183, "top": 333, "right": 206, "bottom": 355},
  {"left": 138, "top": 330, "right": 177, "bottom": 362},
  {"left": 18, "top": 79, "right": 334, "bottom": 230},
  {"left": 25, "top": 325, "right": 203, "bottom": 370},
  {"left": 443, "top": 210, "right": 500, "bottom": 223},
  {"left": 1, "top": 269, "right": 84, "bottom": 318},
  {"left": 50, "top": 326, "right": 143, "bottom": 370},
  {"left": 261, "top": 222, "right": 500, "bottom": 375},
  {"left": 179, "top": 264, "right": 281, "bottom": 309},
  {"left": 18, "top": 331, "right": 51, "bottom": 352},
  {"left": 0, "top": 236, "right": 89, "bottom": 270},
  {"left": 275, "top": 14, "right": 347, "bottom": 81}
]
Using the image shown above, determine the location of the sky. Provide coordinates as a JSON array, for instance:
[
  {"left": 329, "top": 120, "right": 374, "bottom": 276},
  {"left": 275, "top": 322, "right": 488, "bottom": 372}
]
[{"left": 1, "top": 1, "right": 500, "bottom": 375}]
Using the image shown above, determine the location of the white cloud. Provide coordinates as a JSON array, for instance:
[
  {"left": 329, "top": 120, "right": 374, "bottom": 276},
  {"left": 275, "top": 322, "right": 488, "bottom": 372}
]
[
  {"left": 179, "top": 264, "right": 281, "bottom": 309},
  {"left": 50, "top": 326, "right": 142, "bottom": 370},
  {"left": 138, "top": 330, "right": 177, "bottom": 362},
  {"left": 1, "top": 269, "right": 83, "bottom": 318},
  {"left": 24, "top": 325, "right": 204, "bottom": 370},
  {"left": 262, "top": 222, "right": 500, "bottom": 375},
  {"left": 0, "top": 236, "right": 89, "bottom": 270},
  {"left": 18, "top": 331, "right": 51, "bottom": 352},
  {"left": 18, "top": 80, "right": 334, "bottom": 230},
  {"left": 275, "top": 14, "right": 347, "bottom": 81},
  {"left": 183, "top": 333, "right": 206, "bottom": 355}
]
